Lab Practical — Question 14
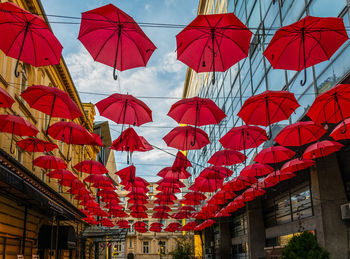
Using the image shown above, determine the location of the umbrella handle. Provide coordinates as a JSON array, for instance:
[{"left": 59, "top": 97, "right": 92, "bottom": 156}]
[
  {"left": 14, "top": 22, "right": 30, "bottom": 78},
  {"left": 341, "top": 120, "right": 347, "bottom": 134},
  {"left": 190, "top": 127, "right": 197, "bottom": 147},
  {"left": 113, "top": 66, "right": 118, "bottom": 80},
  {"left": 113, "top": 25, "right": 122, "bottom": 81},
  {"left": 300, "top": 69, "right": 307, "bottom": 86},
  {"left": 66, "top": 145, "right": 72, "bottom": 162},
  {"left": 267, "top": 125, "right": 272, "bottom": 140},
  {"left": 10, "top": 136, "right": 15, "bottom": 154}
]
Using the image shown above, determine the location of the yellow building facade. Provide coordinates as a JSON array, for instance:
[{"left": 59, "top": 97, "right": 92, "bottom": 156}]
[{"left": 0, "top": 0, "right": 100, "bottom": 258}]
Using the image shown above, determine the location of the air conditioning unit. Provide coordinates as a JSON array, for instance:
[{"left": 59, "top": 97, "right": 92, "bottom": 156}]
[{"left": 341, "top": 203, "right": 350, "bottom": 220}]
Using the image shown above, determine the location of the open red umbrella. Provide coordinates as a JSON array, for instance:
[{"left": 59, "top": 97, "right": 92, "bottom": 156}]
[
  {"left": 48, "top": 121, "right": 93, "bottom": 145},
  {"left": 184, "top": 192, "right": 207, "bottom": 201},
  {"left": 163, "top": 126, "right": 209, "bottom": 150},
  {"left": 0, "top": 2, "right": 62, "bottom": 77},
  {"left": 78, "top": 4, "right": 156, "bottom": 80},
  {"left": 33, "top": 155, "right": 67, "bottom": 170},
  {"left": 240, "top": 163, "right": 274, "bottom": 177},
  {"left": 157, "top": 167, "right": 191, "bottom": 180},
  {"left": 116, "top": 165, "right": 136, "bottom": 184},
  {"left": 181, "top": 221, "right": 197, "bottom": 231},
  {"left": 172, "top": 151, "right": 192, "bottom": 171},
  {"left": 0, "top": 87, "right": 14, "bottom": 108},
  {"left": 84, "top": 174, "right": 113, "bottom": 187},
  {"left": 17, "top": 138, "right": 57, "bottom": 153},
  {"left": 307, "top": 84, "right": 350, "bottom": 127},
  {"left": 96, "top": 93, "right": 152, "bottom": 126},
  {"left": 254, "top": 146, "right": 295, "bottom": 164},
  {"left": 154, "top": 205, "right": 171, "bottom": 212},
  {"left": 176, "top": 13, "right": 252, "bottom": 84},
  {"left": 21, "top": 85, "right": 82, "bottom": 133},
  {"left": 208, "top": 190, "right": 236, "bottom": 205},
  {"left": 164, "top": 222, "right": 181, "bottom": 232},
  {"left": 194, "top": 219, "right": 215, "bottom": 231},
  {"left": 130, "top": 211, "right": 148, "bottom": 219},
  {"left": 264, "top": 16, "right": 348, "bottom": 85},
  {"left": 303, "top": 140, "right": 343, "bottom": 159},
  {"left": 222, "top": 176, "right": 257, "bottom": 192},
  {"left": 199, "top": 166, "right": 233, "bottom": 179},
  {"left": 180, "top": 199, "right": 201, "bottom": 206},
  {"left": 74, "top": 160, "right": 108, "bottom": 175},
  {"left": 281, "top": 158, "right": 315, "bottom": 173},
  {"left": 116, "top": 220, "right": 130, "bottom": 228},
  {"left": 238, "top": 91, "right": 299, "bottom": 137},
  {"left": 208, "top": 149, "right": 246, "bottom": 166},
  {"left": 0, "top": 114, "right": 38, "bottom": 153},
  {"left": 150, "top": 222, "right": 163, "bottom": 232},
  {"left": 243, "top": 188, "right": 266, "bottom": 199},
  {"left": 60, "top": 178, "right": 85, "bottom": 189},
  {"left": 171, "top": 211, "right": 193, "bottom": 219},
  {"left": 152, "top": 211, "right": 170, "bottom": 219},
  {"left": 274, "top": 121, "right": 326, "bottom": 147},
  {"left": 264, "top": 170, "right": 296, "bottom": 185},
  {"left": 47, "top": 169, "right": 77, "bottom": 182},
  {"left": 330, "top": 118, "right": 350, "bottom": 140},
  {"left": 190, "top": 177, "right": 224, "bottom": 192},
  {"left": 179, "top": 206, "right": 196, "bottom": 212},
  {"left": 168, "top": 97, "right": 226, "bottom": 126}
]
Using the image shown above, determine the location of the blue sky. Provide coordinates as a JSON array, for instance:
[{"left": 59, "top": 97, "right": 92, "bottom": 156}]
[{"left": 41, "top": 0, "right": 199, "bottom": 181}]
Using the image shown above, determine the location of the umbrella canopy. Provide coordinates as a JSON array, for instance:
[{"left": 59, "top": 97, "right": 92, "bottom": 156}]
[
  {"left": 274, "top": 121, "right": 326, "bottom": 147},
  {"left": 171, "top": 211, "right": 193, "bottom": 219},
  {"left": 130, "top": 211, "right": 148, "bottom": 219},
  {"left": 116, "top": 165, "right": 136, "bottom": 184},
  {"left": 181, "top": 221, "right": 197, "bottom": 231},
  {"left": 190, "top": 177, "right": 224, "bottom": 192},
  {"left": 243, "top": 188, "right": 266, "bottom": 199},
  {"left": 330, "top": 118, "right": 350, "bottom": 140},
  {"left": 47, "top": 169, "right": 77, "bottom": 181},
  {"left": 154, "top": 205, "right": 171, "bottom": 212},
  {"left": 199, "top": 166, "right": 233, "bottom": 179},
  {"left": 194, "top": 219, "right": 215, "bottom": 231},
  {"left": 264, "top": 170, "right": 296, "bottom": 185},
  {"left": 157, "top": 167, "right": 191, "bottom": 180},
  {"left": 281, "top": 158, "right": 315, "bottom": 173},
  {"left": 0, "top": 87, "right": 14, "bottom": 108},
  {"left": 17, "top": 138, "right": 57, "bottom": 153},
  {"left": 240, "top": 163, "right": 274, "bottom": 177},
  {"left": 150, "top": 223, "right": 163, "bottom": 232},
  {"left": 48, "top": 121, "right": 93, "bottom": 145},
  {"left": 84, "top": 174, "right": 113, "bottom": 185},
  {"left": 303, "top": 140, "right": 343, "bottom": 159},
  {"left": 238, "top": 91, "right": 300, "bottom": 130},
  {"left": 152, "top": 211, "right": 170, "bottom": 219},
  {"left": 264, "top": 16, "right": 348, "bottom": 85},
  {"left": 307, "top": 84, "right": 350, "bottom": 125},
  {"left": 164, "top": 222, "right": 181, "bottom": 232},
  {"left": 180, "top": 199, "right": 201, "bottom": 206},
  {"left": 33, "top": 155, "right": 67, "bottom": 170},
  {"left": 179, "top": 206, "right": 196, "bottom": 212},
  {"left": 208, "top": 190, "right": 236, "bottom": 205},
  {"left": 219, "top": 125, "right": 267, "bottom": 151},
  {"left": 163, "top": 126, "right": 210, "bottom": 150},
  {"left": 0, "top": 2, "right": 62, "bottom": 76},
  {"left": 184, "top": 192, "right": 207, "bottom": 201},
  {"left": 172, "top": 151, "right": 192, "bottom": 171},
  {"left": 176, "top": 13, "right": 252, "bottom": 84},
  {"left": 59, "top": 178, "right": 85, "bottom": 189},
  {"left": 74, "top": 160, "right": 108, "bottom": 175},
  {"left": 167, "top": 97, "right": 226, "bottom": 126},
  {"left": 96, "top": 93, "right": 152, "bottom": 126},
  {"left": 116, "top": 220, "right": 130, "bottom": 228},
  {"left": 222, "top": 176, "right": 257, "bottom": 192},
  {"left": 20, "top": 85, "right": 82, "bottom": 123},
  {"left": 208, "top": 149, "right": 246, "bottom": 166},
  {"left": 254, "top": 146, "right": 295, "bottom": 164},
  {"left": 110, "top": 128, "right": 146, "bottom": 152},
  {"left": 78, "top": 4, "right": 156, "bottom": 79}
]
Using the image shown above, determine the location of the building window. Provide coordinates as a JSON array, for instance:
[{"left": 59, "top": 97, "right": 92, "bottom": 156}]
[
  {"left": 114, "top": 240, "right": 121, "bottom": 252},
  {"left": 232, "top": 212, "right": 247, "bottom": 237},
  {"left": 143, "top": 241, "right": 149, "bottom": 254},
  {"left": 129, "top": 238, "right": 132, "bottom": 248},
  {"left": 149, "top": 185, "right": 153, "bottom": 193},
  {"left": 232, "top": 243, "right": 248, "bottom": 259}
]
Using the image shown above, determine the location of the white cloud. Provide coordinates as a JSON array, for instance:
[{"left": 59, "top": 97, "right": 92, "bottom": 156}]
[{"left": 145, "top": 4, "right": 151, "bottom": 12}]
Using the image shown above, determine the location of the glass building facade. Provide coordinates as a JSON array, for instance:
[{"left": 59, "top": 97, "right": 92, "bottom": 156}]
[{"left": 183, "top": 0, "right": 350, "bottom": 258}]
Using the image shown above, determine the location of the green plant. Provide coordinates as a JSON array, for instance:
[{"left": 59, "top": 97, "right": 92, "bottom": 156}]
[
  {"left": 169, "top": 238, "right": 194, "bottom": 259},
  {"left": 282, "top": 231, "right": 330, "bottom": 259}
]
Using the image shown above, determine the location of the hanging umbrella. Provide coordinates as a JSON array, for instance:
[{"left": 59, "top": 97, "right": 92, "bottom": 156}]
[
  {"left": 116, "top": 165, "right": 136, "bottom": 185},
  {"left": 90, "top": 132, "right": 104, "bottom": 147},
  {"left": 154, "top": 205, "right": 171, "bottom": 212},
  {"left": 168, "top": 97, "right": 226, "bottom": 126},
  {"left": 254, "top": 146, "right": 295, "bottom": 164},
  {"left": 33, "top": 155, "right": 67, "bottom": 170},
  {"left": 0, "top": 114, "right": 38, "bottom": 153},
  {"left": 219, "top": 125, "right": 267, "bottom": 160},
  {"left": 0, "top": 87, "right": 14, "bottom": 108},
  {"left": 208, "top": 149, "right": 246, "bottom": 166},
  {"left": 274, "top": 121, "right": 326, "bottom": 147},
  {"left": 214, "top": 209, "right": 231, "bottom": 218},
  {"left": 74, "top": 160, "right": 108, "bottom": 175},
  {"left": 238, "top": 90, "right": 300, "bottom": 138},
  {"left": 189, "top": 177, "right": 224, "bottom": 192},
  {"left": 172, "top": 151, "right": 192, "bottom": 171},
  {"left": 157, "top": 167, "right": 191, "bottom": 180},
  {"left": 116, "top": 220, "right": 130, "bottom": 228},
  {"left": 184, "top": 192, "right": 206, "bottom": 201},
  {"left": 240, "top": 163, "right": 274, "bottom": 177},
  {"left": 60, "top": 178, "right": 85, "bottom": 189},
  {"left": 242, "top": 188, "right": 266, "bottom": 199},
  {"left": 264, "top": 170, "right": 296, "bottom": 185},
  {"left": 330, "top": 118, "right": 350, "bottom": 140},
  {"left": 130, "top": 211, "right": 148, "bottom": 219},
  {"left": 21, "top": 85, "right": 82, "bottom": 133},
  {"left": 47, "top": 169, "right": 77, "bottom": 182},
  {"left": 135, "top": 136, "right": 153, "bottom": 152},
  {"left": 68, "top": 187, "right": 90, "bottom": 196},
  {"left": 152, "top": 212, "right": 170, "bottom": 219},
  {"left": 194, "top": 219, "right": 215, "bottom": 231},
  {"left": 303, "top": 140, "right": 343, "bottom": 159},
  {"left": 96, "top": 93, "right": 152, "bottom": 126},
  {"left": 78, "top": 4, "right": 156, "bottom": 80},
  {"left": 199, "top": 166, "right": 233, "bottom": 179},
  {"left": 84, "top": 174, "right": 113, "bottom": 187},
  {"left": 180, "top": 199, "right": 201, "bottom": 206},
  {"left": 171, "top": 211, "right": 193, "bottom": 219},
  {"left": 222, "top": 176, "right": 257, "bottom": 192},
  {"left": 281, "top": 158, "right": 315, "bottom": 173},
  {"left": 17, "top": 138, "right": 57, "bottom": 153},
  {"left": 163, "top": 126, "right": 209, "bottom": 150},
  {"left": 208, "top": 190, "right": 236, "bottom": 205},
  {"left": 0, "top": 2, "right": 62, "bottom": 77},
  {"left": 150, "top": 222, "right": 163, "bottom": 232},
  {"left": 181, "top": 221, "right": 197, "bottom": 231},
  {"left": 176, "top": 13, "right": 252, "bottom": 84},
  {"left": 264, "top": 16, "right": 348, "bottom": 85},
  {"left": 307, "top": 84, "right": 350, "bottom": 128},
  {"left": 179, "top": 206, "right": 196, "bottom": 212},
  {"left": 164, "top": 222, "right": 181, "bottom": 232}
]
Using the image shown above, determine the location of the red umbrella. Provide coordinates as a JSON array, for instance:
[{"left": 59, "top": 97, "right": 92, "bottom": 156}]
[
  {"left": 307, "top": 84, "right": 350, "bottom": 127},
  {"left": 180, "top": 199, "right": 201, "bottom": 206},
  {"left": 0, "top": 87, "right": 14, "bottom": 108},
  {"left": 274, "top": 121, "right": 326, "bottom": 147},
  {"left": 100, "top": 218, "right": 115, "bottom": 227},
  {"left": 164, "top": 222, "right": 181, "bottom": 232},
  {"left": 242, "top": 188, "right": 266, "bottom": 199},
  {"left": 330, "top": 118, "right": 350, "bottom": 140},
  {"left": 168, "top": 97, "right": 226, "bottom": 126},
  {"left": 48, "top": 121, "right": 93, "bottom": 145},
  {"left": 116, "top": 165, "right": 136, "bottom": 184},
  {"left": 265, "top": 170, "right": 296, "bottom": 185},
  {"left": 157, "top": 178, "right": 185, "bottom": 188},
  {"left": 116, "top": 220, "right": 130, "bottom": 228},
  {"left": 208, "top": 149, "right": 246, "bottom": 166},
  {"left": 199, "top": 166, "right": 233, "bottom": 179},
  {"left": 303, "top": 140, "right": 343, "bottom": 159},
  {"left": 254, "top": 146, "right": 295, "bottom": 164},
  {"left": 240, "top": 163, "right": 274, "bottom": 177},
  {"left": 157, "top": 167, "right": 191, "bottom": 180},
  {"left": 222, "top": 176, "right": 257, "bottom": 192},
  {"left": 181, "top": 221, "right": 197, "bottom": 231},
  {"left": 96, "top": 93, "right": 152, "bottom": 126},
  {"left": 21, "top": 85, "right": 82, "bottom": 133},
  {"left": 176, "top": 13, "right": 252, "bottom": 84},
  {"left": 135, "top": 136, "right": 153, "bottom": 152},
  {"left": 84, "top": 174, "right": 113, "bottom": 186},
  {"left": 154, "top": 206, "right": 171, "bottom": 212},
  {"left": 152, "top": 212, "right": 170, "bottom": 219},
  {"left": 163, "top": 126, "right": 209, "bottom": 150},
  {"left": 281, "top": 158, "right": 315, "bottom": 173},
  {"left": 172, "top": 151, "right": 192, "bottom": 171},
  {"left": 0, "top": 114, "right": 38, "bottom": 153},
  {"left": 60, "top": 178, "right": 85, "bottom": 189},
  {"left": 238, "top": 91, "right": 299, "bottom": 137},
  {"left": 33, "top": 155, "right": 67, "bottom": 170},
  {"left": 68, "top": 187, "right": 90, "bottom": 196},
  {"left": 214, "top": 209, "right": 231, "bottom": 218},
  {"left": 90, "top": 133, "right": 103, "bottom": 147},
  {"left": 0, "top": 2, "right": 62, "bottom": 77},
  {"left": 78, "top": 4, "right": 156, "bottom": 80},
  {"left": 47, "top": 169, "right": 77, "bottom": 181},
  {"left": 17, "top": 138, "right": 57, "bottom": 153},
  {"left": 264, "top": 16, "right": 348, "bottom": 85},
  {"left": 208, "top": 190, "right": 236, "bottom": 205},
  {"left": 179, "top": 206, "right": 195, "bottom": 212},
  {"left": 129, "top": 204, "right": 147, "bottom": 212},
  {"left": 74, "top": 160, "right": 108, "bottom": 175},
  {"left": 194, "top": 219, "right": 215, "bottom": 231},
  {"left": 190, "top": 177, "right": 224, "bottom": 193},
  {"left": 171, "top": 211, "right": 193, "bottom": 219},
  {"left": 130, "top": 211, "right": 148, "bottom": 219},
  {"left": 150, "top": 222, "right": 163, "bottom": 232},
  {"left": 184, "top": 192, "right": 206, "bottom": 201}
]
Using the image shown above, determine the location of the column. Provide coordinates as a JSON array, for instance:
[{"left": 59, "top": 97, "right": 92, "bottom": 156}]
[{"left": 246, "top": 200, "right": 265, "bottom": 259}]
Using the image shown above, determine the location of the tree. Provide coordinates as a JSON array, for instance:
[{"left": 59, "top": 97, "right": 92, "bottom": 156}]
[
  {"left": 282, "top": 231, "right": 329, "bottom": 259},
  {"left": 169, "top": 238, "right": 194, "bottom": 259}
]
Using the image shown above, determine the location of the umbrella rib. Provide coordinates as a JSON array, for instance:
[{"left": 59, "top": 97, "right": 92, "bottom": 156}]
[
  {"left": 31, "top": 28, "right": 61, "bottom": 62},
  {"left": 28, "top": 28, "right": 38, "bottom": 66},
  {"left": 213, "top": 31, "right": 225, "bottom": 71},
  {"left": 94, "top": 30, "right": 117, "bottom": 61},
  {"left": 306, "top": 32, "right": 331, "bottom": 60},
  {"left": 177, "top": 33, "right": 210, "bottom": 60},
  {"left": 120, "top": 30, "right": 147, "bottom": 65},
  {"left": 5, "top": 26, "right": 26, "bottom": 55},
  {"left": 196, "top": 36, "right": 213, "bottom": 72},
  {"left": 215, "top": 29, "right": 249, "bottom": 55}
]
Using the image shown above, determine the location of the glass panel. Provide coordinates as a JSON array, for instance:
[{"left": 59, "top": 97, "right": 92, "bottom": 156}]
[{"left": 309, "top": 0, "right": 346, "bottom": 17}]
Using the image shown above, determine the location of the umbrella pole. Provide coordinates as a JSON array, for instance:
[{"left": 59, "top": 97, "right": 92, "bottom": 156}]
[
  {"left": 113, "top": 25, "right": 122, "bottom": 80},
  {"left": 14, "top": 22, "right": 30, "bottom": 78},
  {"left": 45, "top": 95, "right": 56, "bottom": 135},
  {"left": 300, "top": 29, "right": 307, "bottom": 86},
  {"left": 10, "top": 123, "right": 15, "bottom": 154},
  {"left": 334, "top": 95, "right": 347, "bottom": 134},
  {"left": 191, "top": 102, "right": 199, "bottom": 146},
  {"left": 120, "top": 100, "right": 128, "bottom": 144},
  {"left": 211, "top": 30, "right": 216, "bottom": 85}
]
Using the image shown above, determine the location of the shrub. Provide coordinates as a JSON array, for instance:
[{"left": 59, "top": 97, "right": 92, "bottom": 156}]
[{"left": 169, "top": 238, "right": 194, "bottom": 259}]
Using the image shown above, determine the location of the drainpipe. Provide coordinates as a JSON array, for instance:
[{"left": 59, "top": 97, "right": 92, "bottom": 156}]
[{"left": 22, "top": 205, "right": 28, "bottom": 255}]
